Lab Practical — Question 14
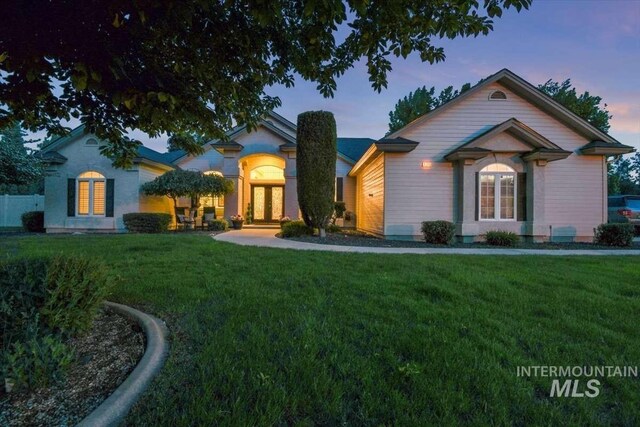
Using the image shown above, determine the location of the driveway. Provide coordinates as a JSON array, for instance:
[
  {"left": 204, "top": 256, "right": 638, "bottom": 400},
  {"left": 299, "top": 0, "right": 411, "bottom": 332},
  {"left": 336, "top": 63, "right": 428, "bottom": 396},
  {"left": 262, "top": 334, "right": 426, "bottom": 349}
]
[{"left": 213, "top": 229, "right": 640, "bottom": 256}]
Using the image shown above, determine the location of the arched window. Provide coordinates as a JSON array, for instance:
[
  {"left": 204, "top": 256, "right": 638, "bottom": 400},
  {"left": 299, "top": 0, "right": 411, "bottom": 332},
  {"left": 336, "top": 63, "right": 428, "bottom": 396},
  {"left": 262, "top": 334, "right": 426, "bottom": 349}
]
[
  {"left": 489, "top": 90, "right": 507, "bottom": 101},
  {"left": 77, "top": 171, "right": 105, "bottom": 216},
  {"left": 250, "top": 165, "right": 284, "bottom": 182},
  {"left": 479, "top": 163, "right": 515, "bottom": 220}
]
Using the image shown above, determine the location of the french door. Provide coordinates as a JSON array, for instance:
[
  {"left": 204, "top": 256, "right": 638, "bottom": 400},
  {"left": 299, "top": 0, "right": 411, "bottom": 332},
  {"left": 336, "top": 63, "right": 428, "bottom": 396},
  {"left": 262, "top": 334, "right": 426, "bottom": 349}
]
[{"left": 251, "top": 185, "right": 284, "bottom": 223}]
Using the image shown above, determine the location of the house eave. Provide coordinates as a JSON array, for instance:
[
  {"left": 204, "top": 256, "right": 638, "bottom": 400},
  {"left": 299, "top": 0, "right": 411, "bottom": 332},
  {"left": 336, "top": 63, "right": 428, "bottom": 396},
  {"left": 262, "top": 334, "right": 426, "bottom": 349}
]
[
  {"left": 520, "top": 148, "right": 572, "bottom": 163},
  {"left": 349, "top": 138, "right": 418, "bottom": 176},
  {"left": 579, "top": 140, "right": 635, "bottom": 156},
  {"left": 444, "top": 148, "right": 492, "bottom": 162}
]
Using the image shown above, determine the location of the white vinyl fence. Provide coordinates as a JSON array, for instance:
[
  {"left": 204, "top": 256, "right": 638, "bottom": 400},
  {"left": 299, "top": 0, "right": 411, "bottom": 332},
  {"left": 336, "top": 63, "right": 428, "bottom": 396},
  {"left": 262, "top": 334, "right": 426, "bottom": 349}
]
[{"left": 0, "top": 194, "right": 45, "bottom": 227}]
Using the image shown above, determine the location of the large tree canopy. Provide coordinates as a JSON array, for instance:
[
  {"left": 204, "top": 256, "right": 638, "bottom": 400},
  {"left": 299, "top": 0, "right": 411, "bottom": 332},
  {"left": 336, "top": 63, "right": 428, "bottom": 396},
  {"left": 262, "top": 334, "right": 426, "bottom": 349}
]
[
  {"left": 1, "top": 0, "right": 530, "bottom": 167},
  {"left": 141, "top": 169, "right": 234, "bottom": 209}
]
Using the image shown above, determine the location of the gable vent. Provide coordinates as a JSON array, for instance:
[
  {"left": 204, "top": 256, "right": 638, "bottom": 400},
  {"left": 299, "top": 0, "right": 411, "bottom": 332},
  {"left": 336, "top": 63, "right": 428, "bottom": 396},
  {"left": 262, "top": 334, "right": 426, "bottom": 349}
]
[
  {"left": 85, "top": 138, "right": 98, "bottom": 145},
  {"left": 489, "top": 90, "right": 507, "bottom": 100}
]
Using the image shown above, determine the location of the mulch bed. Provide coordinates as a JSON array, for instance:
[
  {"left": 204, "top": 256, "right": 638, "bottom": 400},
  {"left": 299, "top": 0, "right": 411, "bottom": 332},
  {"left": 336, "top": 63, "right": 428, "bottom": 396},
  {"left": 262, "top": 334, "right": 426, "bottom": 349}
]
[
  {"left": 284, "top": 232, "right": 640, "bottom": 250},
  {"left": 0, "top": 308, "right": 145, "bottom": 427}
]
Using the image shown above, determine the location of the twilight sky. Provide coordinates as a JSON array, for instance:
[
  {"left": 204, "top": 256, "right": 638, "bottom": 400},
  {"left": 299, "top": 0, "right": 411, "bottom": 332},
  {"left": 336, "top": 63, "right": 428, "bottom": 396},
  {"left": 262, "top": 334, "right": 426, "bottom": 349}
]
[{"left": 126, "top": 0, "right": 640, "bottom": 152}]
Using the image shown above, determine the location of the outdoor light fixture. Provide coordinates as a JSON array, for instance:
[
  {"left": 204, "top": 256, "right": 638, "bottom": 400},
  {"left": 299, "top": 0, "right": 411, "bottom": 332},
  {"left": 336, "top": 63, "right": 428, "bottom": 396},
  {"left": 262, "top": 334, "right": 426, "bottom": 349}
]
[{"left": 421, "top": 160, "right": 432, "bottom": 170}]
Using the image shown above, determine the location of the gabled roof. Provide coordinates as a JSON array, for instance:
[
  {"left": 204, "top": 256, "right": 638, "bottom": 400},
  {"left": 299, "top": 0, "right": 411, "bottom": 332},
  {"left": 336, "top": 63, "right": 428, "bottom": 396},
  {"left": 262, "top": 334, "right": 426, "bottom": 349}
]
[
  {"left": 450, "top": 118, "right": 562, "bottom": 153},
  {"left": 349, "top": 137, "right": 420, "bottom": 176},
  {"left": 40, "top": 125, "right": 89, "bottom": 152},
  {"left": 444, "top": 118, "right": 573, "bottom": 163},
  {"left": 387, "top": 68, "right": 621, "bottom": 145},
  {"left": 135, "top": 146, "right": 177, "bottom": 169},
  {"left": 35, "top": 150, "right": 67, "bottom": 164},
  {"left": 337, "top": 138, "right": 375, "bottom": 163}
]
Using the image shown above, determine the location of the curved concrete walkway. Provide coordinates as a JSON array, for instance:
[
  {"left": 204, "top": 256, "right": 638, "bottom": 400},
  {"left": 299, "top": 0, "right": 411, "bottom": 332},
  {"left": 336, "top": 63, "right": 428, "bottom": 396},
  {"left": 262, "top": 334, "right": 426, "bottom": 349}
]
[{"left": 213, "top": 228, "right": 640, "bottom": 256}]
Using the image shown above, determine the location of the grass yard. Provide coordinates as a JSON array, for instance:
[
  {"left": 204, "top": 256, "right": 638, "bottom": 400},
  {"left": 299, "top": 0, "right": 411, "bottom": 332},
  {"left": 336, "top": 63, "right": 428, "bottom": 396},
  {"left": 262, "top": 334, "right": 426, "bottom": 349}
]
[{"left": 1, "top": 234, "right": 639, "bottom": 425}]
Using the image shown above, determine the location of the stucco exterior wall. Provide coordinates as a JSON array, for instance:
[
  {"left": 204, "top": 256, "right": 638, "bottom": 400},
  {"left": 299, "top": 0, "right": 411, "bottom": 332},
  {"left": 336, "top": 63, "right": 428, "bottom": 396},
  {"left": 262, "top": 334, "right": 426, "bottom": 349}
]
[
  {"left": 384, "top": 82, "right": 604, "bottom": 240},
  {"left": 356, "top": 154, "right": 385, "bottom": 235},
  {"left": 138, "top": 165, "right": 173, "bottom": 216},
  {"left": 44, "top": 134, "right": 140, "bottom": 232}
]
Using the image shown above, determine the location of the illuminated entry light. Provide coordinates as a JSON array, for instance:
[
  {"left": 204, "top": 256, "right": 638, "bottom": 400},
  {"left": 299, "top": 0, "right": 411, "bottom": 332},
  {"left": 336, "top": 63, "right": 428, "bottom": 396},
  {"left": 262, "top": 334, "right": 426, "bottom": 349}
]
[{"left": 421, "top": 161, "right": 432, "bottom": 170}]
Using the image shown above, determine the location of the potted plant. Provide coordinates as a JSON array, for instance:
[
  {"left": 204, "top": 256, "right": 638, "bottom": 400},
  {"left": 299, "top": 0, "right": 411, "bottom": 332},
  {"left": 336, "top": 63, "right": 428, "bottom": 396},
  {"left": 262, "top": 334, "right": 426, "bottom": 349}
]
[
  {"left": 230, "top": 214, "right": 244, "bottom": 230},
  {"left": 279, "top": 216, "right": 292, "bottom": 229}
]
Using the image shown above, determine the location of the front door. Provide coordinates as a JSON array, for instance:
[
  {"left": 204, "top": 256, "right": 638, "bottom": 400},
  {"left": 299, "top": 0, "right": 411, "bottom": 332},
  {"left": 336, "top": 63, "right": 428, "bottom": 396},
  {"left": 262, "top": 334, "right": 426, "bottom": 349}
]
[{"left": 252, "top": 185, "right": 284, "bottom": 223}]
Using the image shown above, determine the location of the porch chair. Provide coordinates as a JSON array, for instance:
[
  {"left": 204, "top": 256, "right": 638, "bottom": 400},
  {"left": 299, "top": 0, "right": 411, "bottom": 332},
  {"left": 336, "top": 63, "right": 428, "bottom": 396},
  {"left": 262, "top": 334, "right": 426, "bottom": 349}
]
[
  {"left": 201, "top": 206, "right": 216, "bottom": 230},
  {"left": 174, "top": 207, "right": 196, "bottom": 231}
]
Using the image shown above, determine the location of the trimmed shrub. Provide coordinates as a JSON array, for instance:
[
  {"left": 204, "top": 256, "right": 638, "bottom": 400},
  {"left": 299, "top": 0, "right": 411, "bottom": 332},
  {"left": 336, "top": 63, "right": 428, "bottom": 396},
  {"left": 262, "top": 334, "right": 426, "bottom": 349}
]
[
  {"left": 421, "top": 220, "right": 455, "bottom": 245},
  {"left": 208, "top": 218, "right": 228, "bottom": 231},
  {"left": 326, "top": 223, "right": 342, "bottom": 233},
  {"left": 0, "top": 256, "right": 110, "bottom": 389},
  {"left": 594, "top": 223, "right": 634, "bottom": 247},
  {"left": 4, "top": 330, "right": 73, "bottom": 389},
  {"left": 279, "top": 216, "right": 292, "bottom": 229},
  {"left": 21, "top": 211, "right": 45, "bottom": 232},
  {"left": 123, "top": 213, "right": 172, "bottom": 233},
  {"left": 485, "top": 230, "right": 520, "bottom": 247},
  {"left": 296, "top": 111, "right": 337, "bottom": 236},
  {"left": 281, "top": 220, "right": 314, "bottom": 238}
]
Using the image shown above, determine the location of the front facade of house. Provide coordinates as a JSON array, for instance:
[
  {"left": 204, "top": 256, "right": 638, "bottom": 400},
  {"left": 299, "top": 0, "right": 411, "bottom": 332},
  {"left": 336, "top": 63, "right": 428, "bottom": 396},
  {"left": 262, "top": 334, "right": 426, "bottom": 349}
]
[
  {"left": 40, "top": 69, "right": 633, "bottom": 241},
  {"left": 41, "top": 112, "right": 373, "bottom": 232}
]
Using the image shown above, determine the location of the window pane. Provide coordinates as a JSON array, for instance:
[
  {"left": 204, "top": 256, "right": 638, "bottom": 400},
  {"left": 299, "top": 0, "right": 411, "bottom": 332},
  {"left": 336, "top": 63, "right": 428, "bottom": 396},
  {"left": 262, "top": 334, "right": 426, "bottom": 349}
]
[
  {"left": 78, "top": 181, "right": 89, "bottom": 215},
  {"left": 481, "top": 163, "right": 515, "bottom": 173},
  {"left": 253, "top": 187, "right": 265, "bottom": 220},
  {"left": 93, "top": 180, "right": 105, "bottom": 215},
  {"left": 250, "top": 165, "right": 284, "bottom": 181},
  {"left": 500, "top": 175, "right": 514, "bottom": 219},
  {"left": 78, "top": 171, "right": 104, "bottom": 179},
  {"left": 480, "top": 175, "right": 495, "bottom": 219}
]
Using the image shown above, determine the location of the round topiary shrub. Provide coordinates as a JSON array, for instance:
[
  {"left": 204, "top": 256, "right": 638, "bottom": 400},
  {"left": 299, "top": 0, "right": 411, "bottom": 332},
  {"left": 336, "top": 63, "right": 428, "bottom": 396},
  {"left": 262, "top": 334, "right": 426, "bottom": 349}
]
[
  {"left": 280, "top": 220, "right": 314, "bottom": 238},
  {"left": 21, "top": 211, "right": 45, "bottom": 232},
  {"left": 421, "top": 220, "right": 455, "bottom": 244},
  {"left": 123, "top": 213, "right": 172, "bottom": 233}
]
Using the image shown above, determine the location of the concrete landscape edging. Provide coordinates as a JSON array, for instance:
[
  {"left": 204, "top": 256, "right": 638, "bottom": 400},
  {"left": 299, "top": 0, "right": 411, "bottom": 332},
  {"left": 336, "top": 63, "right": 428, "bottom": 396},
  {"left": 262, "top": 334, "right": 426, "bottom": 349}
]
[{"left": 77, "top": 301, "right": 169, "bottom": 427}]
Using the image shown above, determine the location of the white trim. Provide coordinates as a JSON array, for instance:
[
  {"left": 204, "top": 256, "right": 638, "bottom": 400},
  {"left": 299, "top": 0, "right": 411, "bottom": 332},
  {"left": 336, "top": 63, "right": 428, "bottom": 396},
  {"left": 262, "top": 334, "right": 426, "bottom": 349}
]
[
  {"left": 76, "top": 174, "right": 106, "bottom": 217},
  {"left": 478, "top": 171, "right": 517, "bottom": 221}
]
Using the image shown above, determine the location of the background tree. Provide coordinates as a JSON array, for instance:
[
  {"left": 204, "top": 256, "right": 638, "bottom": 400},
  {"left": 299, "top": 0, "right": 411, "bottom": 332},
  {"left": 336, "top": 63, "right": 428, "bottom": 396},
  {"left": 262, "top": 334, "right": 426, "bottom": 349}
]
[
  {"left": 167, "top": 133, "right": 206, "bottom": 152},
  {"left": 141, "top": 169, "right": 233, "bottom": 211},
  {"left": 296, "top": 111, "right": 337, "bottom": 237},
  {"left": 388, "top": 83, "right": 473, "bottom": 133},
  {"left": 538, "top": 79, "right": 612, "bottom": 133},
  {"left": 0, "top": 0, "right": 531, "bottom": 167},
  {"left": 608, "top": 156, "right": 639, "bottom": 195},
  {"left": 0, "top": 122, "right": 42, "bottom": 189}
]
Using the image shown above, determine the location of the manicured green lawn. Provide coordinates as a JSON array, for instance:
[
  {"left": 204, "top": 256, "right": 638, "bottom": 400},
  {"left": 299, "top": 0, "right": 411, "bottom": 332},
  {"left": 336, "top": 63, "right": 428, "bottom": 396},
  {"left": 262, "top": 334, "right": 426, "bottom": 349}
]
[{"left": 2, "top": 234, "right": 639, "bottom": 425}]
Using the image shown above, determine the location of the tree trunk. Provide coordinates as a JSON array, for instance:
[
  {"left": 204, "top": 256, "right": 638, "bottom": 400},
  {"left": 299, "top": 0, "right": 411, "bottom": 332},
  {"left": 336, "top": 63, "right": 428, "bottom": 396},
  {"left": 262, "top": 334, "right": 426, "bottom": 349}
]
[{"left": 319, "top": 227, "right": 326, "bottom": 238}]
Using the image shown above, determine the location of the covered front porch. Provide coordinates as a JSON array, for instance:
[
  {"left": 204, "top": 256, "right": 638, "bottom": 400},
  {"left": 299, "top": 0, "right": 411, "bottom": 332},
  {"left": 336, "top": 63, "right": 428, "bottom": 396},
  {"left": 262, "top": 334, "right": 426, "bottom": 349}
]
[{"left": 223, "top": 152, "right": 299, "bottom": 224}]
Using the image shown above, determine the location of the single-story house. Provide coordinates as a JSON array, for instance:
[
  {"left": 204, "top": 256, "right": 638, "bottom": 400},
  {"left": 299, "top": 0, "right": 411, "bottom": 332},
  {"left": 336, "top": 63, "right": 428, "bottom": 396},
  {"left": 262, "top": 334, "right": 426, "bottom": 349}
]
[{"left": 40, "top": 69, "right": 634, "bottom": 241}]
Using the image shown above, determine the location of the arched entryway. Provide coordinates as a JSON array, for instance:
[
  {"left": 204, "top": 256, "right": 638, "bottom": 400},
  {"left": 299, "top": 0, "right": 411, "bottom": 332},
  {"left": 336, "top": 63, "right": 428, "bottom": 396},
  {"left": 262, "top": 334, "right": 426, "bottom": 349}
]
[{"left": 239, "top": 154, "right": 286, "bottom": 223}]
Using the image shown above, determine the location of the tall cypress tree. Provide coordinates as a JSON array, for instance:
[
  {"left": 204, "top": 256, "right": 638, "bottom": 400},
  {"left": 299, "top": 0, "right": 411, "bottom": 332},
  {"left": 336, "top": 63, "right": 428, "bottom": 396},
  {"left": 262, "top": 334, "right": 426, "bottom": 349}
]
[{"left": 296, "top": 111, "right": 337, "bottom": 237}]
